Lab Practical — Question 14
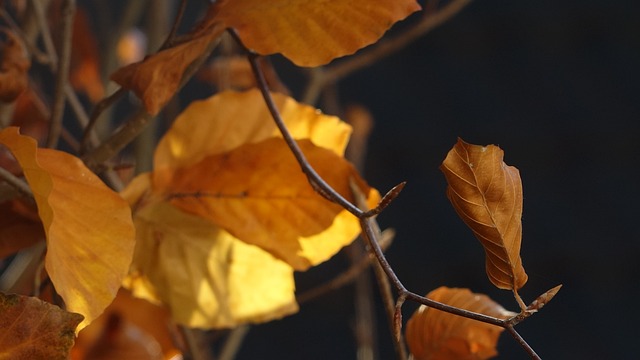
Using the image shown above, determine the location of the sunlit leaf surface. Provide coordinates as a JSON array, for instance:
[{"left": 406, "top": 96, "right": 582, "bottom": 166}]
[
  {"left": 0, "top": 127, "right": 136, "bottom": 330},
  {"left": 214, "top": 0, "right": 421, "bottom": 66}
]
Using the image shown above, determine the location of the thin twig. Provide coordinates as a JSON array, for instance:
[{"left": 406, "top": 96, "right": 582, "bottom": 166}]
[
  {"left": 302, "top": 0, "right": 473, "bottom": 105},
  {"left": 0, "top": 167, "right": 33, "bottom": 198},
  {"left": 505, "top": 325, "right": 542, "bottom": 360},
  {"left": 80, "top": 88, "right": 126, "bottom": 153},
  {"left": 46, "top": 0, "right": 75, "bottom": 148},
  {"left": 159, "top": 0, "right": 188, "bottom": 50},
  {"left": 0, "top": 7, "right": 50, "bottom": 64},
  {"left": 82, "top": 37, "right": 219, "bottom": 171},
  {"left": 218, "top": 325, "right": 250, "bottom": 360},
  {"left": 243, "top": 48, "right": 363, "bottom": 216},
  {"left": 31, "top": 0, "right": 58, "bottom": 66},
  {"left": 296, "top": 229, "right": 394, "bottom": 304}
]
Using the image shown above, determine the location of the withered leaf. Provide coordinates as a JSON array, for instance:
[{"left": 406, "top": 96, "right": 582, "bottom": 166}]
[
  {"left": 121, "top": 174, "right": 298, "bottom": 329},
  {"left": 440, "top": 138, "right": 528, "bottom": 291},
  {"left": 111, "top": 22, "right": 224, "bottom": 115},
  {"left": 0, "top": 292, "right": 83, "bottom": 360},
  {"left": 405, "top": 287, "right": 515, "bottom": 360},
  {"left": 0, "top": 127, "right": 136, "bottom": 330},
  {"left": 214, "top": 0, "right": 422, "bottom": 66},
  {"left": 167, "top": 137, "right": 378, "bottom": 270}
]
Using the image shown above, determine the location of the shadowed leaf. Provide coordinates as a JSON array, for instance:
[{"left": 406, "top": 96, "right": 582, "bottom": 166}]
[
  {"left": 0, "top": 127, "right": 136, "bottom": 330},
  {"left": 440, "top": 138, "right": 528, "bottom": 291},
  {"left": 121, "top": 175, "right": 298, "bottom": 329},
  {"left": 111, "top": 22, "right": 224, "bottom": 115},
  {"left": 214, "top": 0, "right": 421, "bottom": 66},
  {"left": 0, "top": 292, "right": 83, "bottom": 359},
  {"left": 406, "top": 287, "right": 515, "bottom": 360}
]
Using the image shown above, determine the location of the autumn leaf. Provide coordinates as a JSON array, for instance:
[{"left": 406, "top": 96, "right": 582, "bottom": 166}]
[
  {"left": 0, "top": 292, "right": 83, "bottom": 360},
  {"left": 111, "top": 21, "right": 224, "bottom": 115},
  {"left": 0, "top": 28, "right": 30, "bottom": 102},
  {"left": 120, "top": 90, "right": 377, "bottom": 327},
  {"left": 153, "top": 89, "right": 352, "bottom": 187},
  {"left": 168, "top": 137, "right": 377, "bottom": 270},
  {"left": 0, "top": 127, "right": 136, "bottom": 330},
  {"left": 121, "top": 174, "right": 297, "bottom": 328},
  {"left": 213, "top": 0, "right": 422, "bottom": 66},
  {"left": 405, "top": 287, "right": 515, "bottom": 360},
  {"left": 440, "top": 138, "right": 528, "bottom": 292}
]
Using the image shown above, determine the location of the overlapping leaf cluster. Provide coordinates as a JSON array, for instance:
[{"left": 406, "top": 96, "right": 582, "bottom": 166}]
[{"left": 121, "top": 89, "right": 380, "bottom": 328}]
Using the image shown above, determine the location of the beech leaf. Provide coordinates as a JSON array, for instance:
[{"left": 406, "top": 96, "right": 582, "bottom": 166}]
[
  {"left": 405, "top": 287, "right": 515, "bottom": 360},
  {"left": 153, "top": 89, "right": 352, "bottom": 183},
  {"left": 0, "top": 127, "right": 136, "bottom": 330},
  {"left": 167, "top": 137, "right": 379, "bottom": 270},
  {"left": 121, "top": 175, "right": 298, "bottom": 329},
  {"left": 111, "top": 22, "right": 224, "bottom": 115},
  {"left": 214, "top": 0, "right": 422, "bottom": 66},
  {"left": 0, "top": 292, "right": 83, "bottom": 360},
  {"left": 440, "top": 138, "right": 528, "bottom": 291}
]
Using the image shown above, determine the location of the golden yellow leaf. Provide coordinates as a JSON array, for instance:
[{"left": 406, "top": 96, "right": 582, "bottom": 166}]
[
  {"left": 120, "top": 175, "right": 298, "bottom": 328},
  {"left": 0, "top": 292, "right": 83, "bottom": 360},
  {"left": 111, "top": 22, "right": 225, "bottom": 115},
  {"left": 167, "top": 138, "right": 378, "bottom": 270},
  {"left": 0, "top": 127, "right": 136, "bottom": 330},
  {"left": 214, "top": 0, "right": 422, "bottom": 66},
  {"left": 440, "top": 138, "right": 528, "bottom": 291},
  {"left": 153, "top": 89, "right": 352, "bottom": 186},
  {"left": 406, "top": 287, "right": 515, "bottom": 360}
]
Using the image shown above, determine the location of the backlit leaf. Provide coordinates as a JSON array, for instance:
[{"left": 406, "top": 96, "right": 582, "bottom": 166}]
[
  {"left": 153, "top": 89, "right": 352, "bottom": 188},
  {"left": 0, "top": 127, "right": 136, "bottom": 330},
  {"left": 121, "top": 175, "right": 298, "bottom": 328},
  {"left": 214, "top": 0, "right": 422, "bottom": 66},
  {"left": 0, "top": 28, "right": 30, "bottom": 102},
  {"left": 111, "top": 22, "right": 224, "bottom": 115},
  {"left": 0, "top": 292, "right": 83, "bottom": 359},
  {"left": 405, "top": 287, "right": 515, "bottom": 360},
  {"left": 440, "top": 138, "right": 528, "bottom": 291},
  {"left": 167, "top": 138, "right": 378, "bottom": 270}
]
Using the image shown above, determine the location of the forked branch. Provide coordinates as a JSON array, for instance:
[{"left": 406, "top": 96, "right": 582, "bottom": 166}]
[{"left": 239, "top": 32, "right": 542, "bottom": 359}]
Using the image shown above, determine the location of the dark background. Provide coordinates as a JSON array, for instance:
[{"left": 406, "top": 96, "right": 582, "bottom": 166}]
[{"left": 236, "top": 1, "right": 640, "bottom": 359}]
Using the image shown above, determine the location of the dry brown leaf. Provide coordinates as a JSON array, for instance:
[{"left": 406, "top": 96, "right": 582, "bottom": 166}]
[
  {"left": 440, "top": 138, "right": 528, "bottom": 291},
  {"left": 111, "top": 22, "right": 224, "bottom": 115},
  {"left": 406, "top": 287, "right": 515, "bottom": 360},
  {"left": 213, "top": 0, "right": 422, "bottom": 66},
  {"left": 0, "top": 292, "right": 83, "bottom": 360},
  {"left": 0, "top": 28, "right": 30, "bottom": 102},
  {"left": 121, "top": 174, "right": 298, "bottom": 329},
  {"left": 167, "top": 137, "right": 378, "bottom": 270},
  {"left": 0, "top": 127, "right": 136, "bottom": 330}
]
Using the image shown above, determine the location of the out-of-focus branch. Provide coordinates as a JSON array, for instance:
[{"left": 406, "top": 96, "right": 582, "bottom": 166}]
[{"left": 46, "top": 0, "right": 75, "bottom": 148}]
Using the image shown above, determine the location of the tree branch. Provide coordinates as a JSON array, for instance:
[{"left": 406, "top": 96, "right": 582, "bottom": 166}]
[{"left": 46, "top": 0, "right": 75, "bottom": 148}]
